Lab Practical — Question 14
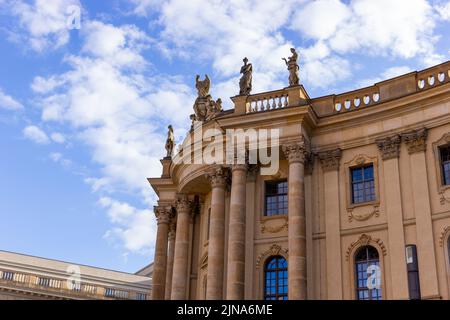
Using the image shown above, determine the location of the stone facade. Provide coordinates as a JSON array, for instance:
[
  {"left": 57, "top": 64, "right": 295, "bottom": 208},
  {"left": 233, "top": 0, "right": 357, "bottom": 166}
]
[
  {"left": 149, "top": 61, "right": 450, "bottom": 300},
  {"left": 0, "top": 251, "right": 151, "bottom": 300}
]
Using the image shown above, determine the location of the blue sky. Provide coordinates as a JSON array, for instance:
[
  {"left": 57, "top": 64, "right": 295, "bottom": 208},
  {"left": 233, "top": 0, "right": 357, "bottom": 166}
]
[{"left": 0, "top": 0, "right": 449, "bottom": 273}]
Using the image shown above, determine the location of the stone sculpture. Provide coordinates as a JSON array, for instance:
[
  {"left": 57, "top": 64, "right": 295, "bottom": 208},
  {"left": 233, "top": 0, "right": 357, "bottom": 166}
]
[{"left": 282, "top": 48, "right": 300, "bottom": 86}]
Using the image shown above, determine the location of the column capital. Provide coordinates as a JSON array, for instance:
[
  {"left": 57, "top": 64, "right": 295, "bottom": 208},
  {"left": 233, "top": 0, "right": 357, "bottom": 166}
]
[
  {"left": 401, "top": 128, "right": 428, "bottom": 154},
  {"left": 175, "top": 195, "right": 193, "bottom": 214},
  {"left": 282, "top": 141, "right": 307, "bottom": 164},
  {"left": 154, "top": 206, "right": 173, "bottom": 225},
  {"left": 376, "top": 134, "right": 401, "bottom": 160},
  {"left": 206, "top": 166, "right": 229, "bottom": 188},
  {"left": 318, "top": 148, "right": 342, "bottom": 172}
]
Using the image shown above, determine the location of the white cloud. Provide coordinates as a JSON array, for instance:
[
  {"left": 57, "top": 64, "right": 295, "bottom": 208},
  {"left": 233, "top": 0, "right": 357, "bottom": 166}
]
[
  {"left": 31, "top": 20, "right": 194, "bottom": 255},
  {"left": 51, "top": 132, "right": 65, "bottom": 143},
  {"left": 0, "top": 88, "right": 23, "bottom": 110},
  {"left": 436, "top": 1, "right": 450, "bottom": 20},
  {"left": 292, "top": 0, "right": 443, "bottom": 66},
  {"left": 291, "top": 0, "right": 351, "bottom": 40},
  {"left": 23, "top": 125, "right": 50, "bottom": 144},
  {"left": 49, "top": 151, "right": 72, "bottom": 167},
  {"left": 9, "top": 0, "right": 81, "bottom": 52},
  {"left": 100, "top": 197, "right": 156, "bottom": 254}
]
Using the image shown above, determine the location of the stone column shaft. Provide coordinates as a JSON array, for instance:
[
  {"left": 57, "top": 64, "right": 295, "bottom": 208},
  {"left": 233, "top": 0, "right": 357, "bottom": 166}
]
[
  {"left": 171, "top": 197, "right": 192, "bottom": 300},
  {"left": 226, "top": 165, "right": 247, "bottom": 300},
  {"left": 402, "top": 129, "right": 439, "bottom": 298},
  {"left": 377, "top": 135, "right": 409, "bottom": 299},
  {"left": 151, "top": 206, "right": 172, "bottom": 300},
  {"left": 164, "top": 222, "right": 176, "bottom": 300},
  {"left": 206, "top": 166, "right": 227, "bottom": 300},
  {"left": 283, "top": 142, "right": 307, "bottom": 300},
  {"left": 318, "top": 148, "right": 343, "bottom": 300}
]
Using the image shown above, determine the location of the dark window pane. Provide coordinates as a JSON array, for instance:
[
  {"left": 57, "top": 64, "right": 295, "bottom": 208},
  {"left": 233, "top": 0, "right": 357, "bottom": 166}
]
[
  {"left": 351, "top": 165, "right": 375, "bottom": 204},
  {"left": 264, "top": 256, "right": 288, "bottom": 300},
  {"left": 265, "top": 181, "right": 288, "bottom": 216},
  {"left": 355, "top": 246, "right": 382, "bottom": 300}
]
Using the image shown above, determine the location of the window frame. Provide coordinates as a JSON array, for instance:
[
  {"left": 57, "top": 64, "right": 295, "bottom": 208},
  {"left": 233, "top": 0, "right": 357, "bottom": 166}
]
[
  {"left": 354, "top": 246, "right": 382, "bottom": 301},
  {"left": 344, "top": 154, "right": 380, "bottom": 213},
  {"left": 432, "top": 133, "right": 450, "bottom": 195},
  {"left": 439, "top": 144, "right": 450, "bottom": 186},
  {"left": 263, "top": 256, "right": 288, "bottom": 300},
  {"left": 263, "top": 180, "right": 288, "bottom": 217},
  {"left": 350, "top": 164, "right": 376, "bottom": 205}
]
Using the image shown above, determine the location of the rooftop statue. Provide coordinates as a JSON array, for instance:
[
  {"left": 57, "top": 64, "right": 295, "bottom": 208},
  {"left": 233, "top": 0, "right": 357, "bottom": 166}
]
[
  {"left": 282, "top": 48, "right": 300, "bottom": 86},
  {"left": 165, "top": 125, "right": 175, "bottom": 158},
  {"left": 239, "top": 57, "right": 252, "bottom": 95},
  {"left": 192, "top": 75, "right": 223, "bottom": 124},
  {"left": 195, "top": 74, "right": 210, "bottom": 98}
]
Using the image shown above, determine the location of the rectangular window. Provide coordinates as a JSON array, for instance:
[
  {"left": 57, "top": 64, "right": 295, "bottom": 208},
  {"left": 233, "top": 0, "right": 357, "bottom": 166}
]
[
  {"left": 351, "top": 165, "right": 375, "bottom": 204},
  {"left": 265, "top": 181, "right": 288, "bottom": 216},
  {"left": 440, "top": 145, "right": 450, "bottom": 185}
]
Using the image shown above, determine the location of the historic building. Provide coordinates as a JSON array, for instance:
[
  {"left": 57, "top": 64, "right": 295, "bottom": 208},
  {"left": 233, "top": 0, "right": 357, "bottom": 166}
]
[
  {"left": 0, "top": 251, "right": 151, "bottom": 300},
  {"left": 149, "top": 58, "right": 450, "bottom": 300}
]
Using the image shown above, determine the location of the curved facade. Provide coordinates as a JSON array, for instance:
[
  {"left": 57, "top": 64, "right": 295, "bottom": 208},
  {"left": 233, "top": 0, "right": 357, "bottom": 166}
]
[{"left": 149, "top": 61, "right": 450, "bottom": 300}]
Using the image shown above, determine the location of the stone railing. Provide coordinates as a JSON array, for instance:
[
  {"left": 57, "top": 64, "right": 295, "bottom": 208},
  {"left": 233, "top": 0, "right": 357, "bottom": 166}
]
[
  {"left": 246, "top": 89, "right": 289, "bottom": 114},
  {"left": 231, "top": 85, "right": 309, "bottom": 115},
  {"left": 0, "top": 269, "right": 149, "bottom": 300},
  {"left": 311, "top": 60, "right": 450, "bottom": 117},
  {"left": 416, "top": 63, "right": 450, "bottom": 91},
  {"left": 333, "top": 87, "right": 381, "bottom": 113}
]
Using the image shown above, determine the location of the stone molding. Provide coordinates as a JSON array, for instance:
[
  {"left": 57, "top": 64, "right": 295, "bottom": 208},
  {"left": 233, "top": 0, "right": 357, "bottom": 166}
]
[
  {"left": 256, "top": 244, "right": 288, "bottom": 268},
  {"left": 439, "top": 226, "right": 450, "bottom": 247},
  {"left": 345, "top": 234, "right": 387, "bottom": 261}
]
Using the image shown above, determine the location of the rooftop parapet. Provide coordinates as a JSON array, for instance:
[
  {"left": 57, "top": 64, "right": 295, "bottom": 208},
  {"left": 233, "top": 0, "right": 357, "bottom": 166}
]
[{"left": 229, "top": 60, "right": 450, "bottom": 118}]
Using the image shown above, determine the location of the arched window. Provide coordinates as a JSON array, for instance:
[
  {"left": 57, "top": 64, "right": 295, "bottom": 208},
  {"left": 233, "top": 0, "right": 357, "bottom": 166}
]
[
  {"left": 355, "top": 245, "right": 382, "bottom": 300},
  {"left": 264, "top": 256, "right": 288, "bottom": 300}
]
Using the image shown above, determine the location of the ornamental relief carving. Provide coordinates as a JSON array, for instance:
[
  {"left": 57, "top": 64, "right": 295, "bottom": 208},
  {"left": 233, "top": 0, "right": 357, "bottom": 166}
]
[
  {"left": 345, "top": 234, "right": 387, "bottom": 261},
  {"left": 318, "top": 148, "right": 342, "bottom": 171},
  {"left": 347, "top": 205, "right": 380, "bottom": 222},
  {"left": 439, "top": 226, "right": 450, "bottom": 247},
  {"left": 376, "top": 134, "right": 401, "bottom": 160},
  {"left": 260, "top": 216, "right": 288, "bottom": 234},
  {"left": 199, "top": 252, "right": 208, "bottom": 269},
  {"left": 256, "top": 244, "right": 288, "bottom": 268},
  {"left": 401, "top": 128, "right": 428, "bottom": 154}
]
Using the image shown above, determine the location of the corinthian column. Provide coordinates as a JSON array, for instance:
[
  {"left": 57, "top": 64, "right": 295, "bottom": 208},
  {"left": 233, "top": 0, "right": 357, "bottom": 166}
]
[
  {"left": 151, "top": 206, "right": 172, "bottom": 300},
  {"left": 206, "top": 166, "right": 228, "bottom": 300},
  {"left": 282, "top": 141, "right": 307, "bottom": 300},
  {"left": 318, "top": 148, "right": 343, "bottom": 299},
  {"left": 171, "top": 196, "right": 193, "bottom": 300},
  {"left": 226, "top": 163, "right": 247, "bottom": 300},
  {"left": 164, "top": 221, "right": 176, "bottom": 300}
]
